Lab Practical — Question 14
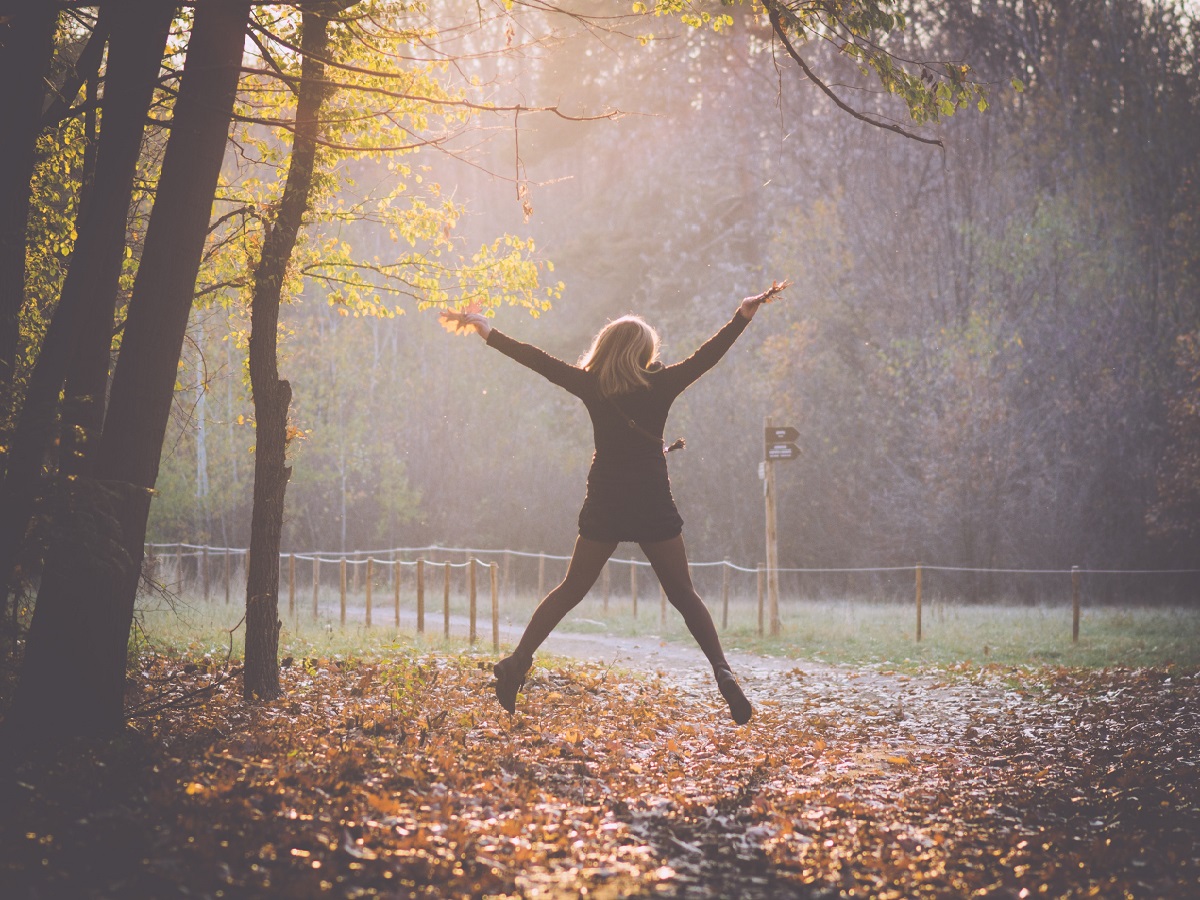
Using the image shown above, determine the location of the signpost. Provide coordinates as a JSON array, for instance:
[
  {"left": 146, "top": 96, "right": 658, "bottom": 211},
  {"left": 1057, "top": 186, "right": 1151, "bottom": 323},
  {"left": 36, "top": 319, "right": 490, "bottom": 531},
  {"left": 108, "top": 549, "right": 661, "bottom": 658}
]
[
  {"left": 763, "top": 419, "right": 799, "bottom": 636},
  {"left": 766, "top": 425, "right": 800, "bottom": 461},
  {"left": 766, "top": 442, "right": 800, "bottom": 460}
]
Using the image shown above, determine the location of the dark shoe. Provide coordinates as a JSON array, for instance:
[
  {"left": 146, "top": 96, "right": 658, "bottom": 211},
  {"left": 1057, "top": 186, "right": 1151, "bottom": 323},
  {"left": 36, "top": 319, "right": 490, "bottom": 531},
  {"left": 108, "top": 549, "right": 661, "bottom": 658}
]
[
  {"left": 716, "top": 666, "right": 753, "bottom": 725},
  {"left": 493, "top": 655, "right": 530, "bottom": 714}
]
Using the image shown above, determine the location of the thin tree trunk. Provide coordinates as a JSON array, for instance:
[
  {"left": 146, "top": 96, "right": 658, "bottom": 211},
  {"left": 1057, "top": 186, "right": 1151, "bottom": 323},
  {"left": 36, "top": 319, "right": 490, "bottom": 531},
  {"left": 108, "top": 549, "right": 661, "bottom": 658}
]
[
  {"left": 0, "top": 2, "right": 173, "bottom": 617},
  {"left": 10, "top": 0, "right": 249, "bottom": 739},
  {"left": 0, "top": 5, "right": 58, "bottom": 426},
  {"left": 244, "top": 5, "right": 334, "bottom": 701},
  {"left": 59, "top": 5, "right": 151, "bottom": 480}
]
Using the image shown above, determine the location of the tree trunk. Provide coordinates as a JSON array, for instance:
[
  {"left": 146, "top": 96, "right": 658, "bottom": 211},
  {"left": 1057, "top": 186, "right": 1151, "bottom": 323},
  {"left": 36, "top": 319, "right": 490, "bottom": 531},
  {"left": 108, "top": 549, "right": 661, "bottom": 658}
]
[
  {"left": 0, "top": 2, "right": 173, "bottom": 619},
  {"left": 244, "top": 6, "right": 334, "bottom": 701},
  {"left": 60, "top": 4, "right": 150, "bottom": 480},
  {"left": 10, "top": 0, "right": 249, "bottom": 740},
  {"left": 0, "top": 5, "right": 57, "bottom": 427}
]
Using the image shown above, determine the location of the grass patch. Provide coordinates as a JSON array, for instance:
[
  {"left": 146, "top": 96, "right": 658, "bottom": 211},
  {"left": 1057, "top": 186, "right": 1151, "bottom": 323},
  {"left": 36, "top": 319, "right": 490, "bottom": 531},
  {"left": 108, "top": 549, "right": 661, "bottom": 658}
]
[
  {"left": 722, "top": 598, "right": 1200, "bottom": 670},
  {"left": 134, "top": 594, "right": 487, "bottom": 664},
  {"left": 136, "top": 585, "right": 1200, "bottom": 672}
]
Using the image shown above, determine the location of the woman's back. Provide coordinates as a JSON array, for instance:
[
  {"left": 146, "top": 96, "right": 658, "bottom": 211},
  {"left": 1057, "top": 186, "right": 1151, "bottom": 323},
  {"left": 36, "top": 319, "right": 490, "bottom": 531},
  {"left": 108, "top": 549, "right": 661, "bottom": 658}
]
[{"left": 485, "top": 311, "right": 749, "bottom": 469}]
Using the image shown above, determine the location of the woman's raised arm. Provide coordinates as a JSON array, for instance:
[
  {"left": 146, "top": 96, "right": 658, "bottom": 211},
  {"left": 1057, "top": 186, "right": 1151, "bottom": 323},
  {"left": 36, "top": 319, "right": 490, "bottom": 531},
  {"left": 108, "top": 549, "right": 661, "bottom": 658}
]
[
  {"left": 663, "top": 282, "right": 790, "bottom": 394},
  {"left": 440, "top": 309, "right": 588, "bottom": 397}
]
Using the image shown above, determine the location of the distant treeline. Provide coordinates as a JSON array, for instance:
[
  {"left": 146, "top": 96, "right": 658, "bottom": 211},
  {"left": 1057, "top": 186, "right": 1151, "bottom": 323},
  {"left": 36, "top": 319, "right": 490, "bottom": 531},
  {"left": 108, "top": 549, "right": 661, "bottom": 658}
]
[{"left": 147, "top": 0, "right": 1200, "bottom": 577}]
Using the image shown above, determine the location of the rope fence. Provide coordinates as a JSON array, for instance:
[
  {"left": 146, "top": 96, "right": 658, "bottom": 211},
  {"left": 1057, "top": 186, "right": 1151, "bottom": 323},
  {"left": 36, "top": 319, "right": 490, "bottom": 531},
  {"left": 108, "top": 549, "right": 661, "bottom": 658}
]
[{"left": 142, "top": 542, "right": 1200, "bottom": 647}]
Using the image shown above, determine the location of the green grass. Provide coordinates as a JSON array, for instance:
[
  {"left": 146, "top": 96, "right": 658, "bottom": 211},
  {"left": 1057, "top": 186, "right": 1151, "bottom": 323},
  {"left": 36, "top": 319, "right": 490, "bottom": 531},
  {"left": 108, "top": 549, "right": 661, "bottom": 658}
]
[
  {"left": 136, "top": 583, "right": 1200, "bottom": 671},
  {"left": 724, "top": 599, "right": 1200, "bottom": 671},
  {"left": 133, "top": 596, "right": 486, "bottom": 664}
]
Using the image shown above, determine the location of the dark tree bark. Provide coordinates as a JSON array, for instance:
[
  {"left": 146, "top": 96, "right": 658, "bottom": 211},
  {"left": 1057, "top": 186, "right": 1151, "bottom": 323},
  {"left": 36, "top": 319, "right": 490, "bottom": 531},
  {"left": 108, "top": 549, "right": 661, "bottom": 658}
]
[
  {"left": 244, "top": 6, "right": 335, "bottom": 701},
  {"left": 59, "top": 6, "right": 123, "bottom": 481},
  {"left": 0, "top": 1, "right": 173, "bottom": 621},
  {"left": 0, "top": 5, "right": 57, "bottom": 423},
  {"left": 10, "top": 0, "right": 250, "bottom": 740}
]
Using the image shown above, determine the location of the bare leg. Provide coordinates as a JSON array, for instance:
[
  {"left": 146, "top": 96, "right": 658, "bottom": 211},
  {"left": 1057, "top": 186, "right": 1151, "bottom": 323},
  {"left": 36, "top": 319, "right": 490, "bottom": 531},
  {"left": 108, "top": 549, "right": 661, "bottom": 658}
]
[
  {"left": 640, "top": 534, "right": 752, "bottom": 724},
  {"left": 511, "top": 536, "right": 618, "bottom": 664}
]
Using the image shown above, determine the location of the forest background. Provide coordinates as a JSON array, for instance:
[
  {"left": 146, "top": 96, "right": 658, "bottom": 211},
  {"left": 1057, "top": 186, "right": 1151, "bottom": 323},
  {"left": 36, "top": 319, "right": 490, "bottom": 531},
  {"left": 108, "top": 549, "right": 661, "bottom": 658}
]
[
  {"left": 148, "top": 0, "right": 1200, "bottom": 580},
  {"left": 7, "top": 0, "right": 1200, "bottom": 591}
]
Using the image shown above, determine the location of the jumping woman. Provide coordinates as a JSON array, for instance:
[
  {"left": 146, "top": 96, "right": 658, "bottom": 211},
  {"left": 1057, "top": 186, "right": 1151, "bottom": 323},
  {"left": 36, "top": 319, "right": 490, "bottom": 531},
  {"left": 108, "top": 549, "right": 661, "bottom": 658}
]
[{"left": 441, "top": 283, "right": 788, "bottom": 725}]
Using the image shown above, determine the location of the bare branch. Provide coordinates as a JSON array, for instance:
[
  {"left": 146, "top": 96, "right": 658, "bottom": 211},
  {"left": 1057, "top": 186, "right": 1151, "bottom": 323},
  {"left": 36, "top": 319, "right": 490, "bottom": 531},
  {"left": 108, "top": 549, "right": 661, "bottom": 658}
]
[
  {"left": 245, "top": 28, "right": 301, "bottom": 97},
  {"left": 41, "top": 4, "right": 110, "bottom": 128},
  {"left": 235, "top": 67, "right": 622, "bottom": 123},
  {"left": 762, "top": 0, "right": 944, "bottom": 149}
]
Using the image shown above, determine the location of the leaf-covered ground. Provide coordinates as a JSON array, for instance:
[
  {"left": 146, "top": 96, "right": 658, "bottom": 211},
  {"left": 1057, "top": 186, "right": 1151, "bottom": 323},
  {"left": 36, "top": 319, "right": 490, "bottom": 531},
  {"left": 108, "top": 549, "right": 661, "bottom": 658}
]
[{"left": 2, "top": 652, "right": 1198, "bottom": 898}]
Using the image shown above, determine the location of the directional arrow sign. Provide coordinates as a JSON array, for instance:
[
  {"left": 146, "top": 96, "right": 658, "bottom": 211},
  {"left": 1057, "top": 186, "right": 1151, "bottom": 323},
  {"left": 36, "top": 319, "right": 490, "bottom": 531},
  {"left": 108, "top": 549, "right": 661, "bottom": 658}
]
[
  {"left": 765, "top": 425, "right": 799, "bottom": 444},
  {"left": 766, "top": 442, "right": 800, "bottom": 461}
]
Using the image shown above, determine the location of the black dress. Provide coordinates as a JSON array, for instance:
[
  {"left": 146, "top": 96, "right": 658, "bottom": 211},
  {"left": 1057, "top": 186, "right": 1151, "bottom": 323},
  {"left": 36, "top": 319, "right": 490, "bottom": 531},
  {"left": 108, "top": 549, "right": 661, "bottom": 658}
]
[{"left": 485, "top": 311, "right": 750, "bottom": 543}]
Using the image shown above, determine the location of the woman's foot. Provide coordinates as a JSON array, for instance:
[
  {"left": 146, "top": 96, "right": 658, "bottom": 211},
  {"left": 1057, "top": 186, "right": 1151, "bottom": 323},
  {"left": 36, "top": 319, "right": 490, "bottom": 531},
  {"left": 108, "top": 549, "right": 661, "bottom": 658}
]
[
  {"left": 715, "top": 666, "right": 753, "bottom": 725},
  {"left": 493, "top": 655, "right": 531, "bottom": 714}
]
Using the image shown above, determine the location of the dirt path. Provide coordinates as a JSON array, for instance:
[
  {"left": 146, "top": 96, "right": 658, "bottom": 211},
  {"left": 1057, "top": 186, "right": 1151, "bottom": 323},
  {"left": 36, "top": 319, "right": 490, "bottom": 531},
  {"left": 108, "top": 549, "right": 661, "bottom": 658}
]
[
  {"left": 539, "top": 626, "right": 1029, "bottom": 747},
  {"left": 520, "top": 628, "right": 1198, "bottom": 899},
  {"left": 324, "top": 604, "right": 1031, "bottom": 750}
]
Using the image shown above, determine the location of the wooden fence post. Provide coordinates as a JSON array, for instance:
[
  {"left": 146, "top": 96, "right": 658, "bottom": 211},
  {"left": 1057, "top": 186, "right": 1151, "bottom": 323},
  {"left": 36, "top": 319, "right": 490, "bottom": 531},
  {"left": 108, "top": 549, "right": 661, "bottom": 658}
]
[
  {"left": 630, "top": 561, "right": 638, "bottom": 619},
  {"left": 915, "top": 563, "right": 923, "bottom": 642},
  {"left": 1072, "top": 565, "right": 1081, "bottom": 643},
  {"left": 224, "top": 548, "right": 231, "bottom": 605},
  {"left": 202, "top": 546, "right": 210, "bottom": 602},
  {"left": 721, "top": 561, "right": 730, "bottom": 630},
  {"left": 312, "top": 557, "right": 320, "bottom": 620},
  {"left": 765, "top": 418, "right": 780, "bottom": 638},
  {"left": 175, "top": 542, "right": 183, "bottom": 590},
  {"left": 469, "top": 558, "right": 477, "bottom": 645},
  {"left": 443, "top": 561, "right": 451, "bottom": 639},
  {"left": 757, "top": 564, "right": 765, "bottom": 637},
  {"left": 537, "top": 552, "right": 546, "bottom": 600},
  {"left": 365, "top": 558, "right": 374, "bottom": 628},
  {"left": 288, "top": 553, "right": 295, "bottom": 618},
  {"left": 416, "top": 558, "right": 425, "bottom": 634},
  {"left": 393, "top": 560, "right": 401, "bottom": 628},
  {"left": 339, "top": 557, "right": 347, "bottom": 627},
  {"left": 490, "top": 562, "right": 499, "bottom": 652}
]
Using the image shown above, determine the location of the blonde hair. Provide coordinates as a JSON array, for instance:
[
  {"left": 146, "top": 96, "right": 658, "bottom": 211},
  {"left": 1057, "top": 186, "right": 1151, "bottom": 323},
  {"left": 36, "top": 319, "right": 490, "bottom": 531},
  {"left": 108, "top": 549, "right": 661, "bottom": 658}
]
[{"left": 578, "top": 315, "right": 661, "bottom": 397}]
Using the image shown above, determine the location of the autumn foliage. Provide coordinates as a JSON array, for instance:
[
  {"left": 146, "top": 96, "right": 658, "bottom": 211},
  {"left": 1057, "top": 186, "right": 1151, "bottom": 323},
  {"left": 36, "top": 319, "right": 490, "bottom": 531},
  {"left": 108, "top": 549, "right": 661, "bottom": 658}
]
[{"left": 3, "top": 653, "right": 1198, "bottom": 897}]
